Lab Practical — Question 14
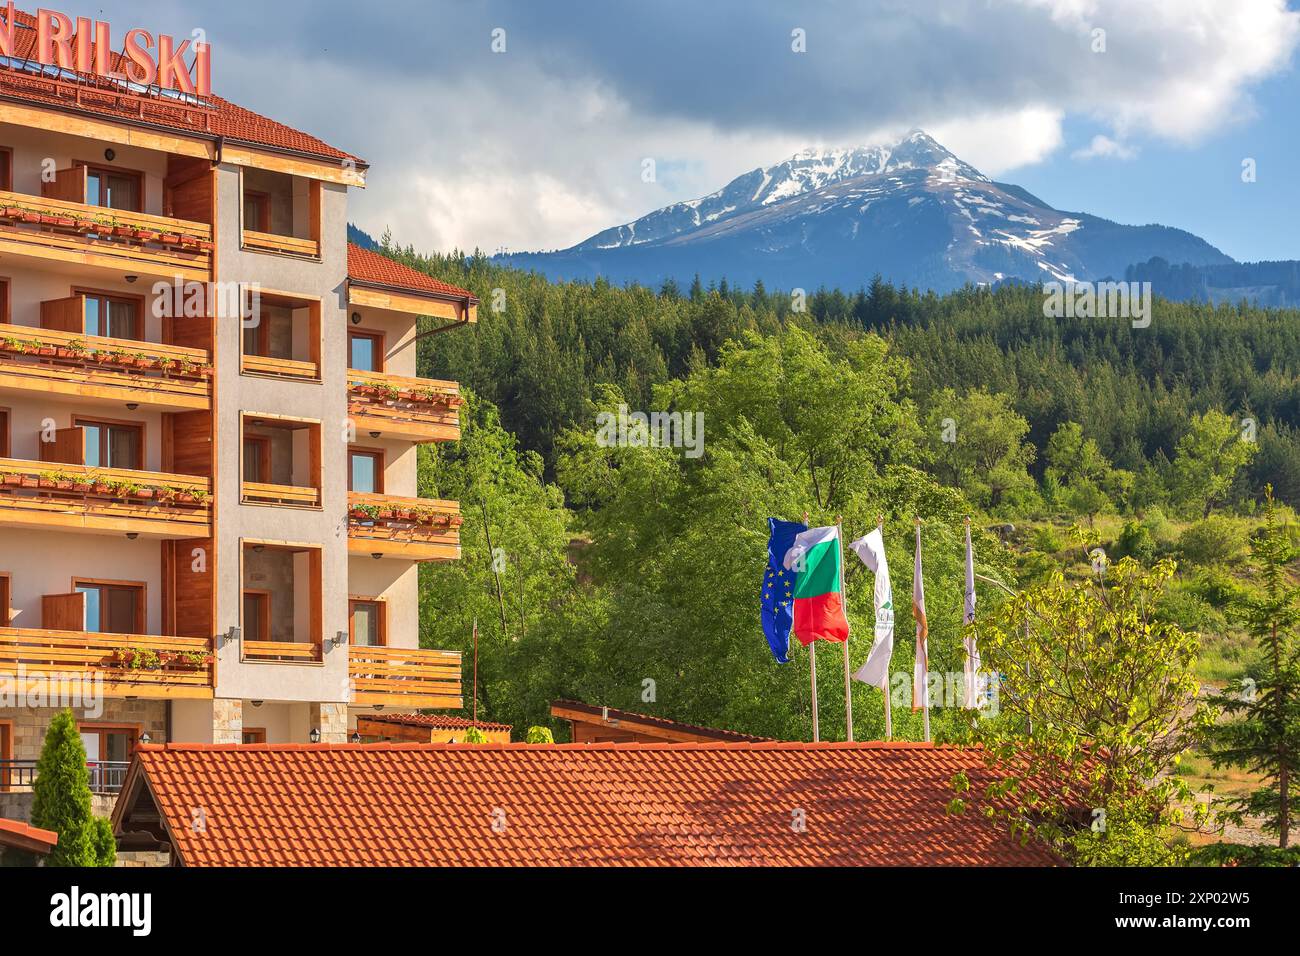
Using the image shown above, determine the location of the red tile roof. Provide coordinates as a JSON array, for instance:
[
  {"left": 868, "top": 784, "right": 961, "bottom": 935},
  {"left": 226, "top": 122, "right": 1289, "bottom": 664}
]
[
  {"left": 551, "top": 699, "right": 773, "bottom": 743},
  {"left": 362, "top": 713, "right": 513, "bottom": 734},
  {"left": 114, "top": 742, "right": 1061, "bottom": 867},
  {"left": 0, "top": 9, "right": 362, "bottom": 165},
  {"left": 0, "top": 817, "right": 58, "bottom": 854},
  {"left": 347, "top": 243, "right": 477, "bottom": 303}
]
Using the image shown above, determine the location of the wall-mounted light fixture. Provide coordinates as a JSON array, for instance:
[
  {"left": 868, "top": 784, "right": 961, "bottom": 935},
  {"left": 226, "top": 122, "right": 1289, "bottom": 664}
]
[
  {"left": 104, "top": 148, "right": 116, "bottom": 162},
  {"left": 125, "top": 532, "right": 138, "bottom": 540},
  {"left": 139, "top": 731, "right": 151, "bottom": 744},
  {"left": 309, "top": 728, "right": 321, "bottom": 744},
  {"left": 219, "top": 625, "right": 240, "bottom": 650},
  {"left": 124, "top": 274, "right": 138, "bottom": 283},
  {"left": 331, "top": 629, "right": 346, "bottom": 649},
  {"left": 350, "top": 731, "right": 362, "bottom": 743},
  {"left": 350, "top": 312, "right": 362, "bottom": 325}
]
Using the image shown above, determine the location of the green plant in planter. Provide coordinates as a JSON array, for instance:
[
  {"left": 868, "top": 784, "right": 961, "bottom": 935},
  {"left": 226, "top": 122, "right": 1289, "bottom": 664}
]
[
  {"left": 352, "top": 503, "right": 381, "bottom": 521},
  {"left": 66, "top": 338, "right": 87, "bottom": 356}
]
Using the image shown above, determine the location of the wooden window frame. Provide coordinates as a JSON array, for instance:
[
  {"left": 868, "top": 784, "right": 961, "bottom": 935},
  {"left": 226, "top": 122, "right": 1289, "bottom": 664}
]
[
  {"left": 0, "top": 572, "right": 10, "bottom": 628},
  {"left": 0, "top": 147, "right": 12, "bottom": 192},
  {"left": 73, "top": 286, "right": 146, "bottom": 341},
  {"left": 242, "top": 434, "right": 272, "bottom": 484},
  {"left": 75, "top": 159, "right": 145, "bottom": 213},
  {"left": 75, "top": 721, "right": 142, "bottom": 764},
  {"left": 348, "top": 597, "right": 387, "bottom": 647},
  {"left": 72, "top": 415, "right": 145, "bottom": 471},
  {"left": 241, "top": 588, "right": 272, "bottom": 643},
  {"left": 243, "top": 189, "right": 271, "bottom": 232},
  {"left": 239, "top": 288, "right": 322, "bottom": 381},
  {"left": 347, "top": 328, "right": 386, "bottom": 373},
  {"left": 0, "top": 406, "right": 10, "bottom": 459},
  {"left": 347, "top": 446, "right": 385, "bottom": 494},
  {"left": 71, "top": 577, "right": 146, "bottom": 634},
  {"left": 0, "top": 276, "right": 10, "bottom": 324},
  {"left": 0, "top": 718, "right": 12, "bottom": 791},
  {"left": 241, "top": 727, "right": 267, "bottom": 744},
  {"left": 240, "top": 412, "right": 323, "bottom": 505}
]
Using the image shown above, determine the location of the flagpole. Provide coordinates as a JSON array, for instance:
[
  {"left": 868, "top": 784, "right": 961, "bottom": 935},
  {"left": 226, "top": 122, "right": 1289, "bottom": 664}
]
[
  {"left": 916, "top": 517, "right": 930, "bottom": 743},
  {"left": 837, "top": 514, "right": 852, "bottom": 742},
  {"left": 879, "top": 514, "right": 892, "bottom": 741},
  {"left": 804, "top": 510, "right": 819, "bottom": 743}
]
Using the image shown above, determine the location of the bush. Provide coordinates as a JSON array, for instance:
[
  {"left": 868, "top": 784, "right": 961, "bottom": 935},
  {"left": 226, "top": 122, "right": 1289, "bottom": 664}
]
[
  {"left": 1139, "top": 506, "right": 1177, "bottom": 549},
  {"left": 1030, "top": 525, "right": 1064, "bottom": 554},
  {"left": 1177, "top": 516, "right": 1246, "bottom": 566},
  {"left": 461, "top": 726, "right": 488, "bottom": 744},
  {"left": 90, "top": 817, "right": 116, "bottom": 868},
  {"left": 524, "top": 726, "right": 554, "bottom": 744},
  {"left": 1115, "top": 520, "right": 1156, "bottom": 564},
  {"left": 30, "top": 709, "right": 94, "bottom": 867},
  {"left": 1155, "top": 584, "right": 1226, "bottom": 635}
]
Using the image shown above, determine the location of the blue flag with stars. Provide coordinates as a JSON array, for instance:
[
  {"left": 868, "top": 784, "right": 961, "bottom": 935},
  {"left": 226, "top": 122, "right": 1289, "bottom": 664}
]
[{"left": 762, "top": 517, "right": 807, "bottom": 663}]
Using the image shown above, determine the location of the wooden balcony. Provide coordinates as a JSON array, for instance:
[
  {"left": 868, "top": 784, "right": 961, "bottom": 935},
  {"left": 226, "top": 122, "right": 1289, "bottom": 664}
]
[
  {"left": 0, "top": 458, "right": 211, "bottom": 538},
  {"left": 347, "top": 492, "right": 461, "bottom": 561},
  {"left": 241, "top": 480, "right": 320, "bottom": 508},
  {"left": 0, "top": 628, "right": 214, "bottom": 700},
  {"left": 242, "top": 229, "right": 320, "bottom": 260},
  {"left": 349, "top": 645, "right": 463, "bottom": 709},
  {"left": 347, "top": 371, "right": 462, "bottom": 442},
  {"left": 0, "top": 322, "right": 211, "bottom": 411},
  {"left": 0, "top": 189, "right": 212, "bottom": 282},
  {"left": 242, "top": 640, "right": 320, "bottom": 664}
]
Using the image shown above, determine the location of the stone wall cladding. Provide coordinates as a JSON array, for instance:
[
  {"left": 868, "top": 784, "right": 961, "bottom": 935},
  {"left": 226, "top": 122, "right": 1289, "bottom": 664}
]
[
  {"left": 1, "top": 699, "right": 167, "bottom": 761},
  {"left": 212, "top": 698, "right": 243, "bottom": 744}
]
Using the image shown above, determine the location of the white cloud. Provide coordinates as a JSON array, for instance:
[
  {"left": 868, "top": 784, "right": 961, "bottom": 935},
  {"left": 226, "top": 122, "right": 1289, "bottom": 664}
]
[{"left": 1071, "top": 134, "right": 1138, "bottom": 161}]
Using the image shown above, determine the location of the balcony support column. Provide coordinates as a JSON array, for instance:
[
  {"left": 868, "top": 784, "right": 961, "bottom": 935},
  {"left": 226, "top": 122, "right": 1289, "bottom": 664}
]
[
  {"left": 310, "top": 702, "right": 348, "bottom": 743},
  {"left": 212, "top": 698, "right": 243, "bottom": 745}
]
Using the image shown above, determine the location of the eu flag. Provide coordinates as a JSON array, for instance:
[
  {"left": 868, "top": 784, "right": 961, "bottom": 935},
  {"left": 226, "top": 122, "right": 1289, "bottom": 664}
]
[{"left": 762, "top": 517, "right": 807, "bottom": 663}]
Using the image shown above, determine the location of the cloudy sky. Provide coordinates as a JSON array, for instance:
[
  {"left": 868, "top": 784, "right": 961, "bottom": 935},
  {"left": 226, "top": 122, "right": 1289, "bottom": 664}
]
[{"left": 90, "top": 0, "right": 1300, "bottom": 261}]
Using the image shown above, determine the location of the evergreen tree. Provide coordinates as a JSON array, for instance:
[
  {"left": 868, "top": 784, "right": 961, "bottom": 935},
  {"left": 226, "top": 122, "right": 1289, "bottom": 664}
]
[
  {"left": 30, "top": 709, "right": 94, "bottom": 867},
  {"left": 1208, "top": 488, "right": 1300, "bottom": 846}
]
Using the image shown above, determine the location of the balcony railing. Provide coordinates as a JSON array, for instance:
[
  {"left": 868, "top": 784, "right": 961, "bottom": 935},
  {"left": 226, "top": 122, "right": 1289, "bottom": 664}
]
[
  {"left": 0, "top": 190, "right": 213, "bottom": 281},
  {"left": 0, "top": 458, "right": 211, "bottom": 537},
  {"left": 242, "top": 353, "right": 320, "bottom": 380},
  {"left": 242, "top": 639, "right": 321, "bottom": 664},
  {"left": 0, "top": 322, "right": 212, "bottom": 410},
  {"left": 241, "top": 480, "right": 320, "bottom": 508},
  {"left": 242, "top": 229, "right": 320, "bottom": 260},
  {"left": 349, "top": 645, "right": 463, "bottom": 709},
  {"left": 0, "top": 759, "right": 129, "bottom": 794},
  {"left": 347, "top": 492, "right": 461, "bottom": 561},
  {"left": 347, "top": 371, "right": 462, "bottom": 442},
  {"left": 0, "top": 628, "right": 215, "bottom": 700}
]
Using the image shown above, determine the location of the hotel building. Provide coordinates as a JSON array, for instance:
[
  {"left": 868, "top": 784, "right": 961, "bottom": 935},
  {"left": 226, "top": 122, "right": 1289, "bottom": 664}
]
[{"left": 0, "top": 7, "right": 474, "bottom": 817}]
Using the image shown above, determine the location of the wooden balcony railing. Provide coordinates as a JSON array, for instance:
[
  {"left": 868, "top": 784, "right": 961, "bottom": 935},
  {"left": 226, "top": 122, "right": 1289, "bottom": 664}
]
[
  {"left": 0, "top": 627, "right": 215, "bottom": 700},
  {"left": 0, "top": 322, "right": 212, "bottom": 410},
  {"left": 242, "top": 639, "right": 320, "bottom": 663},
  {"left": 241, "top": 481, "right": 321, "bottom": 508},
  {"left": 347, "top": 370, "right": 462, "bottom": 443},
  {"left": 0, "top": 189, "right": 213, "bottom": 281},
  {"left": 0, "top": 458, "right": 211, "bottom": 537},
  {"left": 242, "top": 229, "right": 320, "bottom": 260},
  {"left": 349, "top": 645, "right": 463, "bottom": 709},
  {"left": 347, "top": 492, "right": 461, "bottom": 561},
  {"left": 241, "top": 353, "right": 320, "bottom": 380}
]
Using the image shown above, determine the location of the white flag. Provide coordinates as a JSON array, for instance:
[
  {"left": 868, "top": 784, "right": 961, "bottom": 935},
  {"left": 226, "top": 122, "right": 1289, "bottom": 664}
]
[
  {"left": 849, "top": 529, "right": 893, "bottom": 688},
  {"left": 912, "top": 525, "right": 928, "bottom": 712},
  {"left": 962, "top": 522, "right": 981, "bottom": 709}
]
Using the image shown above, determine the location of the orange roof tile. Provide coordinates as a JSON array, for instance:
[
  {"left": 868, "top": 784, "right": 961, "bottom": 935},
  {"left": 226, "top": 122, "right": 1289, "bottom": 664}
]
[
  {"left": 362, "top": 713, "right": 513, "bottom": 734},
  {"left": 347, "top": 243, "right": 477, "bottom": 303},
  {"left": 0, "top": 9, "right": 363, "bottom": 165},
  {"left": 552, "top": 699, "right": 773, "bottom": 742},
  {"left": 0, "top": 817, "right": 58, "bottom": 854},
  {"left": 115, "top": 742, "right": 1062, "bottom": 867}
]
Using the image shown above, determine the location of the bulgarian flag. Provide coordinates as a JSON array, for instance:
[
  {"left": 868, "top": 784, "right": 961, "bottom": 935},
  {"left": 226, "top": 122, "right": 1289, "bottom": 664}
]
[{"left": 782, "top": 525, "right": 851, "bottom": 645}]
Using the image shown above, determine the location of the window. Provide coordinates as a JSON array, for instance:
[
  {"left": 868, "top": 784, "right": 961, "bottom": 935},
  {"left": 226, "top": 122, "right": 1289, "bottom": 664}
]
[
  {"left": 0, "top": 148, "right": 11, "bottom": 191},
  {"left": 78, "top": 723, "right": 137, "bottom": 791},
  {"left": 349, "top": 599, "right": 385, "bottom": 647},
  {"left": 75, "top": 418, "right": 143, "bottom": 470},
  {"left": 242, "top": 310, "right": 270, "bottom": 358},
  {"left": 243, "top": 590, "right": 270, "bottom": 642},
  {"left": 242, "top": 728, "right": 267, "bottom": 744},
  {"left": 348, "top": 449, "right": 383, "bottom": 494},
  {"left": 83, "top": 165, "right": 141, "bottom": 212},
  {"left": 74, "top": 580, "right": 144, "bottom": 634},
  {"left": 80, "top": 291, "right": 141, "bottom": 340},
  {"left": 243, "top": 435, "right": 270, "bottom": 483},
  {"left": 0, "top": 407, "right": 9, "bottom": 458},
  {"left": 348, "top": 330, "right": 384, "bottom": 372},
  {"left": 244, "top": 190, "right": 270, "bottom": 232},
  {"left": 0, "top": 573, "right": 9, "bottom": 627}
]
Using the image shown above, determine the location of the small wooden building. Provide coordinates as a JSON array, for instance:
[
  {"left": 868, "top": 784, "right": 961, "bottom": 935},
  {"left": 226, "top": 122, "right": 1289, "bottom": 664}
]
[
  {"left": 551, "top": 699, "right": 771, "bottom": 744},
  {"left": 355, "top": 713, "right": 512, "bottom": 744}
]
